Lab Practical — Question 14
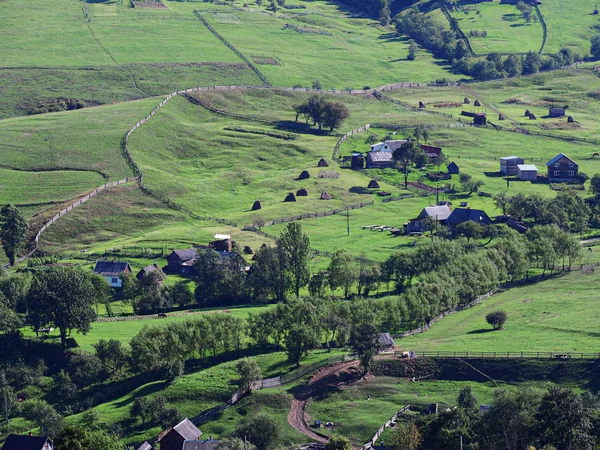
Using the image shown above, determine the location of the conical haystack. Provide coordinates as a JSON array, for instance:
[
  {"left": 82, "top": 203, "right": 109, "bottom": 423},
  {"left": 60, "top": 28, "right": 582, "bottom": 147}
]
[
  {"left": 284, "top": 192, "right": 296, "bottom": 202},
  {"left": 298, "top": 170, "right": 310, "bottom": 180},
  {"left": 296, "top": 188, "right": 308, "bottom": 196},
  {"left": 529, "top": 113, "right": 537, "bottom": 120},
  {"left": 525, "top": 109, "right": 531, "bottom": 117},
  {"left": 464, "top": 97, "right": 470, "bottom": 104},
  {"left": 568, "top": 116, "right": 574, "bottom": 123},
  {"left": 320, "top": 191, "right": 332, "bottom": 200},
  {"left": 317, "top": 158, "right": 329, "bottom": 167},
  {"left": 498, "top": 114, "right": 505, "bottom": 121},
  {"left": 419, "top": 101, "right": 426, "bottom": 108},
  {"left": 474, "top": 99, "right": 481, "bottom": 107},
  {"left": 243, "top": 246, "right": 253, "bottom": 254},
  {"left": 367, "top": 179, "right": 380, "bottom": 189},
  {"left": 251, "top": 200, "right": 262, "bottom": 211}
]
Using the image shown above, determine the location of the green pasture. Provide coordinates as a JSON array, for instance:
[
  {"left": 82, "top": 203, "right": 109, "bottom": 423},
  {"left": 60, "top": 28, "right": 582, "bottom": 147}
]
[
  {"left": 541, "top": 0, "right": 600, "bottom": 54},
  {"left": 399, "top": 269, "right": 600, "bottom": 353},
  {"left": 450, "top": 0, "right": 544, "bottom": 55}
]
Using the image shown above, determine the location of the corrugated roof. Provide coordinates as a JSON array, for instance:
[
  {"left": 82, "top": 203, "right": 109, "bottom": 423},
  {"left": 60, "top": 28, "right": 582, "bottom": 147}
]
[
  {"left": 420, "top": 144, "right": 442, "bottom": 154},
  {"left": 136, "top": 442, "right": 152, "bottom": 450},
  {"left": 378, "top": 332, "right": 395, "bottom": 347},
  {"left": 500, "top": 156, "right": 521, "bottom": 161},
  {"left": 546, "top": 153, "right": 576, "bottom": 167},
  {"left": 447, "top": 208, "right": 492, "bottom": 226},
  {"left": 382, "top": 140, "right": 408, "bottom": 152},
  {"left": 171, "top": 248, "right": 199, "bottom": 262},
  {"left": 517, "top": 164, "right": 538, "bottom": 171},
  {"left": 1, "top": 435, "right": 50, "bottom": 450},
  {"left": 182, "top": 440, "right": 221, "bottom": 450},
  {"left": 418, "top": 205, "right": 452, "bottom": 221},
  {"left": 367, "top": 152, "right": 394, "bottom": 163},
  {"left": 174, "top": 418, "right": 202, "bottom": 441},
  {"left": 93, "top": 260, "right": 131, "bottom": 277}
]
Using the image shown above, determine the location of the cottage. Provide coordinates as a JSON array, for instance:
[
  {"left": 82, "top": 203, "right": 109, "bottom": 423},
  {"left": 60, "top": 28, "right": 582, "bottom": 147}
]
[
  {"left": 366, "top": 140, "right": 408, "bottom": 169},
  {"left": 93, "top": 261, "right": 132, "bottom": 288},
  {"left": 549, "top": 107, "right": 566, "bottom": 118},
  {"left": 377, "top": 332, "right": 395, "bottom": 353},
  {"left": 546, "top": 153, "right": 578, "bottom": 182},
  {"left": 166, "top": 248, "right": 199, "bottom": 274},
  {"left": 446, "top": 208, "right": 492, "bottom": 228},
  {"left": 420, "top": 144, "right": 442, "bottom": 162},
  {"left": 406, "top": 205, "right": 452, "bottom": 233},
  {"left": 136, "top": 263, "right": 165, "bottom": 283},
  {"left": 158, "top": 418, "right": 202, "bottom": 450},
  {"left": 182, "top": 438, "right": 221, "bottom": 450},
  {"left": 447, "top": 161, "right": 460, "bottom": 175},
  {"left": 499, "top": 156, "right": 524, "bottom": 175},
  {"left": 517, "top": 164, "right": 538, "bottom": 181},
  {"left": 1, "top": 435, "right": 53, "bottom": 450}
]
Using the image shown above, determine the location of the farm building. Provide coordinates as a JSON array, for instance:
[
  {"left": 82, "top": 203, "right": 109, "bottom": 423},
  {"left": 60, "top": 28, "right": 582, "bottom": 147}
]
[
  {"left": 167, "top": 248, "right": 199, "bottom": 274},
  {"left": 93, "top": 260, "right": 132, "bottom": 288},
  {"left": 136, "top": 443, "right": 152, "bottom": 450},
  {"left": 366, "top": 140, "right": 407, "bottom": 169},
  {"left": 500, "top": 156, "right": 524, "bottom": 175},
  {"left": 447, "top": 161, "right": 460, "bottom": 174},
  {"left": 473, "top": 113, "right": 487, "bottom": 126},
  {"left": 211, "top": 233, "right": 232, "bottom": 252},
  {"left": 136, "top": 263, "right": 165, "bottom": 283},
  {"left": 549, "top": 107, "right": 566, "bottom": 118},
  {"left": 351, "top": 152, "right": 365, "bottom": 169},
  {"left": 406, "top": 205, "right": 452, "bottom": 233},
  {"left": 1, "top": 435, "right": 53, "bottom": 450},
  {"left": 158, "top": 418, "right": 202, "bottom": 450},
  {"left": 182, "top": 438, "right": 221, "bottom": 450},
  {"left": 420, "top": 144, "right": 442, "bottom": 162},
  {"left": 446, "top": 208, "right": 492, "bottom": 229},
  {"left": 546, "top": 153, "right": 578, "bottom": 182},
  {"left": 517, "top": 164, "right": 538, "bottom": 181},
  {"left": 377, "top": 332, "right": 395, "bottom": 353}
]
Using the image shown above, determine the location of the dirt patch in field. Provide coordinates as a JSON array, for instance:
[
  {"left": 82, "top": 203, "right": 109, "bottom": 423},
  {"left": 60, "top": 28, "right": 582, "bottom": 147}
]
[
  {"left": 252, "top": 56, "right": 281, "bottom": 66},
  {"left": 539, "top": 122, "right": 581, "bottom": 130},
  {"left": 132, "top": 0, "right": 167, "bottom": 7},
  {"left": 433, "top": 102, "right": 461, "bottom": 108}
]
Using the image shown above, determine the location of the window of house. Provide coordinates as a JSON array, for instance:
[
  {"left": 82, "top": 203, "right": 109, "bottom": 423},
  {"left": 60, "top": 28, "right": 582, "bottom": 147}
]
[
  {"left": 568, "top": 171, "right": 575, "bottom": 176},
  {"left": 568, "top": 163, "right": 574, "bottom": 168},
  {"left": 554, "top": 171, "right": 560, "bottom": 176},
  {"left": 111, "top": 277, "right": 118, "bottom": 284},
  {"left": 555, "top": 162, "right": 560, "bottom": 167}
]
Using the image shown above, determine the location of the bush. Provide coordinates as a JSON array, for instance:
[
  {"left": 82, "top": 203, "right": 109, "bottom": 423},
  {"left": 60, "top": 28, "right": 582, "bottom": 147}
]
[{"left": 486, "top": 310, "right": 507, "bottom": 330}]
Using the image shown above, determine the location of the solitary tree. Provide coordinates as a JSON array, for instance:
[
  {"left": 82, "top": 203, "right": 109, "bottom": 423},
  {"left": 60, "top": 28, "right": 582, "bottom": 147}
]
[
  {"left": 322, "top": 101, "right": 350, "bottom": 131},
  {"left": 27, "top": 267, "right": 98, "bottom": 347},
  {"left": 328, "top": 249, "right": 357, "bottom": 298},
  {"left": 236, "top": 358, "right": 262, "bottom": 391},
  {"left": 485, "top": 310, "right": 507, "bottom": 330},
  {"left": 278, "top": 223, "right": 310, "bottom": 298},
  {"left": 0, "top": 205, "right": 27, "bottom": 266},
  {"left": 591, "top": 35, "right": 600, "bottom": 59},
  {"left": 407, "top": 40, "right": 418, "bottom": 60},
  {"left": 351, "top": 323, "right": 379, "bottom": 375}
]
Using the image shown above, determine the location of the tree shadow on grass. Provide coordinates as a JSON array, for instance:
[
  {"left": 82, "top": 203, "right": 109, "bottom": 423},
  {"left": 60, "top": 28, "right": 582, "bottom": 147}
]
[
  {"left": 349, "top": 186, "right": 373, "bottom": 194},
  {"left": 275, "top": 121, "right": 330, "bottom": 136},
  {"left": 467, "top": 328, "right": 496, "bottom": 334}
]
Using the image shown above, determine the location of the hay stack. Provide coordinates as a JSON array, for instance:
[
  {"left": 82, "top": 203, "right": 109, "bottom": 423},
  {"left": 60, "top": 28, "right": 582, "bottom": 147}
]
[
  {"left": 498, "top": 114, "right": 506, "bottom": 121},
  {"left": 296, "top": 188, "right": 308, "bottom": 197},
  {"left": 568, "top": 116, "right": 575, "bottom": 123},
  {"left": 529, "top": 113, "right": 537, "bottom": 120},
  {"left": 474, "top": 99, "right": 481, "bottom": 107},
  {"left": 525, "top": 109, "right": 531, "bottom": 117},
  {"left": 243, "top": 246, "right": 253, "bottom": 254},
  {"left": 317, "top": 158, "right": 329, "bottom": 167},
  {"left": 320, "top": 191, "right": 332, "bottom": 200},
  {"left": 284, "top": 192, "right": 296, "bottom": 202},
  {"left": 464, "top": 97, "right": 470, "bottom": 104},
  {"left": 298, "top": 170, "right": 310, "bottom": 180},
  {"left": 367, "top": 179, "right": 380, "bottom": 189},
  {"left": 419, "top": 101, "right": 426, "bottom": 108},
  {"left": 251, "top": 200, "right": 262, "bottom": 211}
]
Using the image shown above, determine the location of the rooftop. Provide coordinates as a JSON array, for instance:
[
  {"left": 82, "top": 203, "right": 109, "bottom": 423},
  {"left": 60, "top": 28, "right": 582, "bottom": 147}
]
[
  {"left": 93, "top": 261, "right": 131, "bottom": 277},
  {"left": 517, "top": 164, "right": 538, "bottom": 171}
]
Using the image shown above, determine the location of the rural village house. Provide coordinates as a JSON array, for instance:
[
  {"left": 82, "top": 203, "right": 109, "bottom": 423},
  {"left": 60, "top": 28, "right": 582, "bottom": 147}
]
[
  {"left": 93, "top": 260, "right": 132, "bottom": 288},
  {"left": 1, "top": 435, "right": 53, "bottom": 450},
  {"left": 406, "top": 205, "right": 452, "bottom": 233},
  {"left": 136, "top": 263, "right": 165, "bottom": 283},
  {"left": 182, "top": 437, "right": 221, "bottom": 450},
  {"left": 158, "top": 418, "right": 202, "bottom": 450},
  {"left": 420, "top": 144, "right": 442, "bottom": 162},
  {"left": 446, "top": 208, "right": 492, "bottom": 229},
  {"left": 366, "top": 140, "right": 407, "bottom": 169},
  {"left": 167, "top": 248, "right": 199, "bottom": 274},
  {"left": 546, "top": 153, "right": 578, "bottom": 182}
]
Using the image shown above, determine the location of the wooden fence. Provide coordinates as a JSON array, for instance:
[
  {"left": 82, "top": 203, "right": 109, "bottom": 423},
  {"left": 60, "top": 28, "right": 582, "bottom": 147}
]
[
  {"left": 332, "top": 124, "right": 370, "bottom": 161},
  {"left": 362, "top": 405, "right": 411, "bottom": 450},
  {"left": 405, "top": 351, "right": 600, "bottom": 360}
]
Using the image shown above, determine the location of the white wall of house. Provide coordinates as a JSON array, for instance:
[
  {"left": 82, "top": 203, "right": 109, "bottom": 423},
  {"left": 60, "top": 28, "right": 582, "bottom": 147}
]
[{"left": 105, "top": 276, "right": 123, "bottom": 288}]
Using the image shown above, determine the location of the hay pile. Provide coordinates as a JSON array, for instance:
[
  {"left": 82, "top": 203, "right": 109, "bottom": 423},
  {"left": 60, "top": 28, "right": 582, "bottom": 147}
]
[
  {"left": 318, "top": 170, "right": 339, "bottom": 179},
  {"left": 298, "top": 170, "right": 310, "bottom": 180},
  {"left": 419, "top": 101, "right": 426, "bottom": 108},
  {"left": 296, "top": 188, "right": 308, "bottom": 196},
  {"left": 464, "top": 97, "right": 470, "bottom": 104},
  {"left": 251, "top": 200, "right": 262, "bottom": 211},
  {"left": 284, "top": 192, "right": 296, "bottom": 202},
  {"left": 367, "top": 179, "right": 380, "bottom": 189},
  {"left": 320, "top": 191, "right": 332, "bottom": 200},
  {"left": 474, "top": 99, "right": 481, "bottom": 107},
  {"left": 317, "top": 158, "right": 329, "bottom": 167}
]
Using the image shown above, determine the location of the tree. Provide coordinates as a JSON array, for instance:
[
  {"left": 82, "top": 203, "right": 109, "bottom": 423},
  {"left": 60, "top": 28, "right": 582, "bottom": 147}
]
[
  {"left": 522, "top": 51, "right": 542, "bottom": 74},
  {"left": 54, "top": 425, "right": 123, "bottom": 450},
  {"left": 234, "top": 414, "right": 282, "bottom": 450},
  {"left": 236, "top": 358, "right": 262, "bottom": 391},
  {"left": 454, "top": 221, "right": 483, "bottom": 243},
  {"left": 311, "top": 80, "right": 323, "bottom": 90},
  {"left": 591, "top": 35, "right": 600, "bottom": 59},
  {"left": 217, "top": 438, "right": 257, "bottom": 450},
  {"left": 285, "top": 324, "right": 318, "bottom": 367},
  {"left": 0, "top": 205, "right": 27, "bottom": 266},
  {"left": 457, "top": 386, "right": 478, "bottom": 411},
  {"left": 485, "top": 310, "right": 507, "bottom": 330},
  {"left": 93, "top": 338, "right": 128, "bottom": 373},
  {"left": 249, "top": 245, "right": 288, "bottom": 302},
  {"left": 328, "top": 249, "right": 357, "bottom": 298},
  {"left": 407, "top": 40, "right": 418, "bottom": 60},
  {"left": 390, "top": 422, "right": 421, "bottom": 450},
  {"left": 322, "top": 101, "right": 350, "bottom": 131},
  {"left": 159, "top": 406, "right": 183, "bottom": 429},
  {"left": 168, "top": 281, "right": 193, "bottom": 308},
  {"left": 493, "top": 191, "right": 511, "bottom": 216},
  {"left": 590, "top": 173, "right": 600, "bottom": 195},
  {"left": 392, "top": 141, "right": 421, "bottom": 189},
  {"left": 460, "top": 173, "right": 484, "bottom": 195},
  {"left": 0, "top": 373, "right": 16, "bottom": 433},
  {"left": 26, "top": 267, "right": 98, "bottom": 347},
  {"left": 22, "top": 399, "right": 64, "bottom": 438},
  {"left": 516, "top": 1, "right": 533, "bottom": 22},
  {"left": 278, "top": 223, "right": 311, "bottom": 298},
  {"left": 351, "top": 323, "right": 379, "bottom": 375},
  {"left": 325, "top": 435, "right": 353, "bottom": 450},
  {"left": 130, "top": 396, "right": 154, "bottom": 424}
]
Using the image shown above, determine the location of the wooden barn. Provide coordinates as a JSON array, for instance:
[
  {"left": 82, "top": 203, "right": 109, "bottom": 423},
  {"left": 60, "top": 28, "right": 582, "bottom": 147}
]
[
  {"left": 167, "top": 248, "right": 199, "bottom": 274},
  {"left": 473, "top": 113, "right": 487, "bottom": 126},
  {"left": 517, "top": 164, "right": 538, "bottom": 181},
  {"left": 158, "top": 418, "right": 202, "bottom": 450},
  {"left": 93, "top": 260, "right": 132, "bottom": 288},
  {"left": 420, "top": 144, "right": 442, "bottom": 162},
  {"left": 546, "top": 153, "right": 578, "bottom": 182},
  {"left": 447, "top": 161, "right": 460, "bottom": 175},
  {"left": 366, "top": 140, "right": 407, "bottom": 169},
  {"left": 351, "top": 152, "right": 365, "bottom": 170},
  {"left": 406, "top": 205, "right": 452, "bottom": 233},
  {"left": 549, "top": 107, "right": 566, "bottom": 118},
  {"left": 499, "top": 156, "right": 524, "bottom": 175}
]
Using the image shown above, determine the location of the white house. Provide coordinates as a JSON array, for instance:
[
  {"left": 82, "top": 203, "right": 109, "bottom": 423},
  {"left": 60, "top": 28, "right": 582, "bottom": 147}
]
[
  {"left": 517, "top": 164, "right": 538, "bottom": 181},
  {"left": 93, "top": 260, "right": 132, "bottom": 288}
]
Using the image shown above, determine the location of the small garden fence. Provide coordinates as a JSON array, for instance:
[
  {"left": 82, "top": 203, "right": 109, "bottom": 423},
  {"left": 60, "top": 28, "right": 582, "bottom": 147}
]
[{"left": 362, "top": 405, "right": 411, "bottom": 450}]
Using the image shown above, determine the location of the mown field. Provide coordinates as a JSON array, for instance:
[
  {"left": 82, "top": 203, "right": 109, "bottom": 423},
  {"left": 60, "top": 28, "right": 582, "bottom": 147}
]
[{"left": 399, "top": 269, "right": 600, "bottom": 353}]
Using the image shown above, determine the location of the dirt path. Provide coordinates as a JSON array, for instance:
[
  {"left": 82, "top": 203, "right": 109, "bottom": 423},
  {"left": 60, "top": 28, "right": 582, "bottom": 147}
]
[{"left": 287, "top": 360, "right": 361, "bottom": 446}]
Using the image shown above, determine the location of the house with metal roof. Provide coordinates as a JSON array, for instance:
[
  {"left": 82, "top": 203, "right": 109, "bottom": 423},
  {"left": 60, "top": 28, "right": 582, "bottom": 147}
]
[
  {"left": 406, "top": 205, "right": 452, "bottom": 233},
  {"left": 182, "top": 438, "right": 221, "bottom": 450},
  {"left": 500, "top": 156, "right": 524, "bottom": 175},
  {"left": 93, "top": 260, "right": 132, "bottom": 288},
  {"left": 546, "top": 153, "right": 578, "bottom": 182},
  {"left": 136, "top": 263, "right": 165, "bottom": 283},
  {"left": 166, "top": 248, "right": 200, "bottom": 274},
  {"left": 517, "top": 164, "right": 538, "bottom": 181},
  {"left": 158, "top": 418, "right": 202, "bottom": 450},
  {"left": 366, "top": 140, "right": 408, "bottom": 169},
  {"left": 446, "top": 208, "right": 492, "bottom": 229},
  {"left": 378, "top": 332, "right": 395, "bottom": 353}
]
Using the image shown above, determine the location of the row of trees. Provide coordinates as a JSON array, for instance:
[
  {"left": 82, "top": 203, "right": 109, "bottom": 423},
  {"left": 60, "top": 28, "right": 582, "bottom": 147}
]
[
  {"left": 391, "top": 386, "right": 600, "bottom": 450},
  {"left": 293, "top": 95, "right": 350, "bottom": 131}
]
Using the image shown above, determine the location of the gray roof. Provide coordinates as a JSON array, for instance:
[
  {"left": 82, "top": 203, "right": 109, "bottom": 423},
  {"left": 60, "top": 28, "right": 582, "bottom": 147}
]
[
  {"left": 136, "top": 442, "right": 152, "bottom": 450},
  {"left": 1, "top": 435, "right": 50, "bottom": 450},
  {"left": 447, "top": 208, "right": 492, "bottom": 226},
  {"left": 170, "top": 248, "right": 199, "bottom": 262},
  {"left": 500, "top": 156, "right": 521, "bottom": 161},
  {"left": 93, "top": 260, "right": 131, "bottom": 277},
  {"left": 417, "top": 205, "right": 452, "bottom": 221},
  {"left": 517, "top": 164, "right": 538, "bottom": 171},
  {"left": 382, "top": 140, "right": 408, "bottom": 152},
  {"left": 367, "top": 151, "right": 394, "bottom": 163},
  {"left": 182, "top": 440, "right": 221, "bottom": 450},
  {"left": 173, "top": 418, "right": 202, "bottom": 441},
  {"left": 546, "top": 153, "right": 576, "bottom": 167},
  {"left": 378, "top": 332, "right": 395, "bottom": 348},
  {"left": 136, "top": 264, "right": 164, "bottom": 280}
]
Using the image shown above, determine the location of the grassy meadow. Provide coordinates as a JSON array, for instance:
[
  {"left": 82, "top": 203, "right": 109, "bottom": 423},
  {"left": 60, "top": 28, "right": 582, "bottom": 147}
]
[{"left": 399, "top": 269, "right": 600, "bottom": 353}]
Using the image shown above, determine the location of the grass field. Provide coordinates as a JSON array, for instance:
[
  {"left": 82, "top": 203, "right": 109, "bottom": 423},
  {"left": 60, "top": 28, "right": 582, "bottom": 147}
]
[
  {"left": 399, "top": 269, "right": 600, "bottom": 353},
  {"left": 541, "top": 0, "right": 600, "bottom": 54},
  {"left": 450, "top": 0, "right": 544, "bottom": 55}
]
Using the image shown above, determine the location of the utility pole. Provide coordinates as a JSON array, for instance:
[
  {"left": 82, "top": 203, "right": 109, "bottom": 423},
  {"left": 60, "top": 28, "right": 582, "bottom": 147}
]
[{"left": 460, "top": 435, "right": 463, "bottom": 450}]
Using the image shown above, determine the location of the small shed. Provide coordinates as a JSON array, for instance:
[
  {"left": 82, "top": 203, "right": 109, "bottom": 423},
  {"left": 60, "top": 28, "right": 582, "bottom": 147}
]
[
  {"left": 447, "top": 161, "right": 460, "bottom": 174},
  {"left": 367, "top": 179, "right": 380, "bottom": 189},
  {"left": 500, "top": 156, "right": 524, "bottom": 175},
  {"left": 158, "top": 418, "right": 202, "bottom": 450},
  {"left": 549, "top": 107, "right": 566, "bottom": 118},
  {"left": 251, "top": 200, "right": 262, "bottom": 211},
  {"left": 296, "top": 188, "right": 308, "bottom": 196},
  {"left": 320, "top": 191, "right": 332, "bottom": 200},
  {"left": 298, "top": 170, "right": 310, "bottom": 180},
  {"left": 317, "top": 158, "right": 329, "bottom": 167},
  {"left": 517, "top": 164, "right": 538, "bottom": 181},
  {"left": 473, "top": 113, "right": 487, "bottom": 126},
  {"left": 377, "top": 332, "right": 395, "bottom": 353},
  {"left": 351, "top": 152, "right": 365, "bottom": 170},
  {"left": 474, "top": 99, "right": 481, "bottom": 107},
  {"left": 284, "top": 192, "right": 296, "bottom": 202}
]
